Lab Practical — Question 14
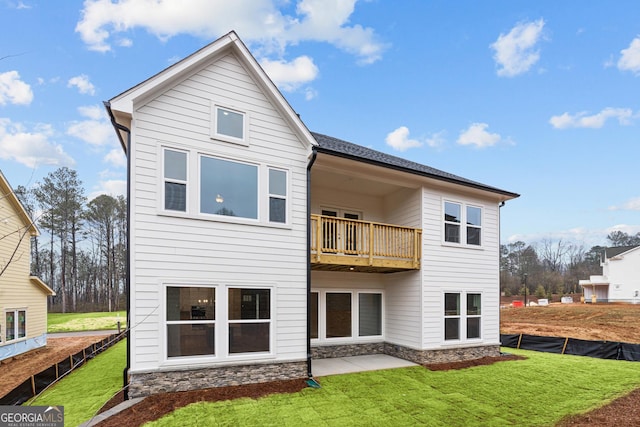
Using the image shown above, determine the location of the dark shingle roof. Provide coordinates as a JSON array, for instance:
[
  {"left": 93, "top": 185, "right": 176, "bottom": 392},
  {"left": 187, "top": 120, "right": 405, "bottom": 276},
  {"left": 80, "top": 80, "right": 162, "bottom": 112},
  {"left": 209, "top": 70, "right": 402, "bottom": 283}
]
[
  {"left": 605, "top": 246, "right": 640, "bottom": 259},
  {"left": 312, "top": 132, "right": 519, "bottom": 199}
]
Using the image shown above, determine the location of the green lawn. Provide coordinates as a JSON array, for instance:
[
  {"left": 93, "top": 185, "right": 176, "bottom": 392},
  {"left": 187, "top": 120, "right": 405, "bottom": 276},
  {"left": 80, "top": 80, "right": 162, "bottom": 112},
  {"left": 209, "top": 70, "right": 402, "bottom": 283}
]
[
  {"left": 148, "top": 349, "right": 640, "bottom": 427},
  {"left": 26, "top": 339, "right": 126, "bottom": 427},
  {"left": 48, "top": 311, "right": 126, "bottom": 332}
]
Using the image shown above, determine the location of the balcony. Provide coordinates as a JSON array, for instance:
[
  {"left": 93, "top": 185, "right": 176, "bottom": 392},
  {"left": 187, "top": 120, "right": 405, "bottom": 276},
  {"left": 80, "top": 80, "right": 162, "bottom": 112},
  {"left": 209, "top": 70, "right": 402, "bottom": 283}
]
[{"left": 310, "top": 214, "right": 422, "bottom": 273}]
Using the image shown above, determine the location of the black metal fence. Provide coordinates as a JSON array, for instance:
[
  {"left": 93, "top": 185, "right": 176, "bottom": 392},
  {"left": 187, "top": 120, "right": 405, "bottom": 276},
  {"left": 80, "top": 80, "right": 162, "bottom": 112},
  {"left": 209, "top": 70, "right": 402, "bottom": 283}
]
[
  {"left": 501, "top": 333, "right": 640, "bottom": 362},
  {"left": 0, "top": 333, "right": 124, "bottom": 406}
]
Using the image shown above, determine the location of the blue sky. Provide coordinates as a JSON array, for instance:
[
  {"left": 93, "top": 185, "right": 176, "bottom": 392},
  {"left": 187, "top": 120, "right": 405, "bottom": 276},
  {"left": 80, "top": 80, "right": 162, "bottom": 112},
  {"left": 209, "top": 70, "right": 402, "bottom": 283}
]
[{"left": 0, "top": 0, "right": 639, "bottom": 247}]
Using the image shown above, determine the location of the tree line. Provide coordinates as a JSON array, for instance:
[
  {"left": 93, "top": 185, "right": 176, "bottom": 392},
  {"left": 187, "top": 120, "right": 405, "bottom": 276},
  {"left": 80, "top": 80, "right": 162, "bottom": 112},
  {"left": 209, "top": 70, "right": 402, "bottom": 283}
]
[
  {"left": 500, "top": 231, "right": 640, "bottom": 299},
  {"left": 12, "top": 167, "right": 126, "bottom": 313}
]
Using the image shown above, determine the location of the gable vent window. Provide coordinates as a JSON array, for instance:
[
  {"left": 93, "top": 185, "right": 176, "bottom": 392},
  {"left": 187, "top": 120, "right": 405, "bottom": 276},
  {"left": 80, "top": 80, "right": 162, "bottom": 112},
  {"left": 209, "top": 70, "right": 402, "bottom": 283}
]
[
  {"left": 163, "top": 149, "right": 187, "bottom": 212},
  {"left": 212, "top": 104, "right": 246, "bottom": 144}
]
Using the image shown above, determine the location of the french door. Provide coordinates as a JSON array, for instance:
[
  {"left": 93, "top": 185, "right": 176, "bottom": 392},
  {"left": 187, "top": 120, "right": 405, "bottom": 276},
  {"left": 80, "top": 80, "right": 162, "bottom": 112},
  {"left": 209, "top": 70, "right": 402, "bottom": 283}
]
[{"left": 321, "top": 208, "right": 361, "bottom": 254}]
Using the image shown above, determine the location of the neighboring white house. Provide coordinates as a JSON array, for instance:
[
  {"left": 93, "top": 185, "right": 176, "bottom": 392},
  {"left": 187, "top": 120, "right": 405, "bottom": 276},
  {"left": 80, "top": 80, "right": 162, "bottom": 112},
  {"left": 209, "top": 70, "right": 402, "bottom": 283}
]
[
  {"left": 579, "top": 246, "right": 640, "bottom": 303},
  {"left": 106, "top": 31, "right": 519, "bottom": 398},
  {"left": 0, "top": 171, "right": 55, "bottom": 361}
]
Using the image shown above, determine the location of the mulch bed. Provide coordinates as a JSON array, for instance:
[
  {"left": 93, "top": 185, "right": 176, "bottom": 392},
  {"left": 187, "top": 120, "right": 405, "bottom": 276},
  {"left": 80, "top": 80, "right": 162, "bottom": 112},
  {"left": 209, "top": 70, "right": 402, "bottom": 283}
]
[
  {"left": 556, "top": 387, "right": 640, "bottom": 426},
  {"left": 95, "top": 379, "right": 307, "bottom": 427},
  {"left": 424, "top": 354, "right": 527, "bottom": 371}
]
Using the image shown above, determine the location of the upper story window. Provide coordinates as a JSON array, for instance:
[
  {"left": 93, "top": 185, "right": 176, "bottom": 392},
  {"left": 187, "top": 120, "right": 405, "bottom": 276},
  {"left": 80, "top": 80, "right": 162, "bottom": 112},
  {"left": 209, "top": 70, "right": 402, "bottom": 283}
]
[
  {"left": 443, "top": 201, "right": 482, "bottom": 247},
  {"left": 212, "top": 104, "right": 246, "bottom": 144},
  {"left": 268, "top": 168, "right": 287, "bottom": 223},
  {"left": 200, "top": 155, "right": 258, "bottom": 219},
  {"left": 163, "top": 149, "right": 187, "bottom": 212}
]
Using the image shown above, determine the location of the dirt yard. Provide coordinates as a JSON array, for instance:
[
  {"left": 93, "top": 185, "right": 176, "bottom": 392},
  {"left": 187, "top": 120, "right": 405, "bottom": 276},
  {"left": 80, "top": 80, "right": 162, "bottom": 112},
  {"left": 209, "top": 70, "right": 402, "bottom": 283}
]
[
  {"left": 0, "top": 335, "right": 108, "bottom": 398},
  {"left": 500, "top": 303, "right": 640, "bottom": 343}
]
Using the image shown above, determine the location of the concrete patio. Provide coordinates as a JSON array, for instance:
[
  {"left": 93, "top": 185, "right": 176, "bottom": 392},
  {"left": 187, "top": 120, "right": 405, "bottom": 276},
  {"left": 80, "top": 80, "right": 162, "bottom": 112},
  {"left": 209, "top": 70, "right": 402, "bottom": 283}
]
[{"left": 312, "top": 354, "right": 417, "bottom": 377}]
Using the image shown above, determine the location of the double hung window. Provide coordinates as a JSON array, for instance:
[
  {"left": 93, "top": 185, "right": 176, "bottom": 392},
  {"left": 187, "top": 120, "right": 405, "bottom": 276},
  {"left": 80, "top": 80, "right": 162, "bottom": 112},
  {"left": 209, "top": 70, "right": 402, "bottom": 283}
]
[
  {"left": 443, "top": 201, "right": 482, "bottom": 247},
  {"left": 163, "top": 149, "right": 187, "bottom": 212},
  {"left": 166, "top": 287, "right": 216, "bottom": 357},
  {"left": 228, "top": 288, "right": 271, "bottom": 353},
  {"left": 166, "top": 285, "right": 271, "bottom": 360},
  {"left": 444, "top": 292, "right": 482, "bottom": 341}
]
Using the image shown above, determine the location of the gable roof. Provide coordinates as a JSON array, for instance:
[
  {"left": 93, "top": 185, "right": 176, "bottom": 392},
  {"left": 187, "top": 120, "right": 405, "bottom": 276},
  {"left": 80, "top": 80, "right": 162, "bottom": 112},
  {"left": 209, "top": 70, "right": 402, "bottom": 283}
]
[
  {"left": 0, "top": 170, "right": 38, "bottom": 236},
  {"left": 605, "top": 245, "right": 640, "bottom": 259},
  {"left": 312, "top": 132, "right": 520, "bottom": 200},
  {"left": 107, "top": 31, "right": 316, "bottom": 153}
]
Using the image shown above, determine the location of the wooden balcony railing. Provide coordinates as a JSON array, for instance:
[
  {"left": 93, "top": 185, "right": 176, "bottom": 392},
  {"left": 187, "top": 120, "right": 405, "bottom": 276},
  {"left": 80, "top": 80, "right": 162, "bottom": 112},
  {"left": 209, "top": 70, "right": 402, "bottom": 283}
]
[{"left": 310, "top": 214, "right": 421, "bottom": 273}]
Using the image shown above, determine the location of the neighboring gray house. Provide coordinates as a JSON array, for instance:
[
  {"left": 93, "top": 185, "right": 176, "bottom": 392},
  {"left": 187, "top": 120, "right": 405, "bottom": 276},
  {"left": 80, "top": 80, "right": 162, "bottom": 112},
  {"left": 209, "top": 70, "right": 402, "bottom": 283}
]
[
  {"left": 579, "top": 246, "right": 640, "bottom": 303},
  {"left": 106, "top": 31, "right": 519, "bottom": 398}
]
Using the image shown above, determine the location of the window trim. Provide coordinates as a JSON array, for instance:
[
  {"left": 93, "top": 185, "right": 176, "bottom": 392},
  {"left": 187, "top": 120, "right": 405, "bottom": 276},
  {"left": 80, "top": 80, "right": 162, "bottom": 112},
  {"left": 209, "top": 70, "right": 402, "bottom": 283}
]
[
  {"left": 4, "top": 308, "right": 27, "bottom": 343},
  {"left": 442, "top": 200, "right": 484, "bottom": 248},
  {"left": 311, "top": 289, "right": 384, "bottom": 344},
  {"left": 198, "top": 153, "right": 260, "bottom": 221},
  {"left": 442, "top": 291, "right": 483, "bottom": 343},
  {"left": 162, "top": 147, "right": 189, "bottom": 213},
  {"left": 157, "top": 145, "right": 291, "bottom": 228},
  {"left": 268, "top": 167, "right": 288, "bottom": 224},
  {"left": 211, "top": 103, "right": 248, "bottom": 146},
  {"left": 162, "top": 282, "right": 276, "bottom": 365}
]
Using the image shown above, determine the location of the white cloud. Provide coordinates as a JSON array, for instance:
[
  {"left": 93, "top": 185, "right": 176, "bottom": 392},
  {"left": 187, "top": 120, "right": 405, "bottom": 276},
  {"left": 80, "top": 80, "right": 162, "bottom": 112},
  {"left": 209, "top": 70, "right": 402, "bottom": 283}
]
[
  {"left": 0, "top": 118, "right": 75, "bottom": 168},
  {"left": 67, "top": 74, "right": 96, "bottom": 95},
  {"left": 0, "top": 71, "right": 33, "bottom": 105},
  {"left": 88, "top": 179, "right": 126, "bottom": 201},
  {"left": 104, "top": 148, "right": 127, "bottom": 168},
  {"left": 75, "top": 0, "right": 386, "bottom": 64},
  {"left": 490, "top": 19, "right": 545, "bottom": 77},
  {"left": 425, "top": 131, "right": 446, "bottom": 149},
  {"left": 385, "top": 126, "right": 423, "bottom": 152},
  {"left": 259, "top": 56, "right": 319, "bottom": 92},
  {"left": 609, "top": 197, "right": 640, "bottom": 211},
  {"left": 457, "top": 123, "right": 501, "bottom": 148},
  {"left": 617, "top": 36, "right": 640, "bottom": 75},
  {"left": 549, "top": 107, "right": 634, "bottom": 129},
  {"left": 66, "top": 104, "right": 114, "bottom": 146}
]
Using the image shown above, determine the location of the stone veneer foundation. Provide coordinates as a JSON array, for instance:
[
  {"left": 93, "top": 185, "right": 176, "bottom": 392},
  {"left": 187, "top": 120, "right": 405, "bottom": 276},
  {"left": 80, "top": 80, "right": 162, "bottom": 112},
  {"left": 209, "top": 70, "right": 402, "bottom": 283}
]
[
  {"left": 128, "top": 360, "right": 307, "bottom": 398},
  {"left": 312, "top": 342, "right": 500, "bottom": 364},
  {"left": 129, "top": 344, "right": 499, "bottom": 397}
]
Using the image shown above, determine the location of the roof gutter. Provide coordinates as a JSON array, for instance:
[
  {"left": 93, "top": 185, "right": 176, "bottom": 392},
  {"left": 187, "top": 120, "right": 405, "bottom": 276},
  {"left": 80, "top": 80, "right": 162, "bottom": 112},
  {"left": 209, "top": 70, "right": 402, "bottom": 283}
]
[
  {"left": 104, "top": 101, "right": 131, "bottom": 400},
  {"left": 306, "top": 147, "right": 318, "bottom": 379}
]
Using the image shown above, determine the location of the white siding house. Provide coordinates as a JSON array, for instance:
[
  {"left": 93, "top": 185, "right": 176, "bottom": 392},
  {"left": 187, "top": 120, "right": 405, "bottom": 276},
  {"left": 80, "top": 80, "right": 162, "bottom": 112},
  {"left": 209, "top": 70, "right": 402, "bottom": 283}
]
[
  {"left": 579, "top": 246, "right": 640, "bottom": 303},
  {"left": 107, "top": 31, "right": 519, "bottom": 398}
]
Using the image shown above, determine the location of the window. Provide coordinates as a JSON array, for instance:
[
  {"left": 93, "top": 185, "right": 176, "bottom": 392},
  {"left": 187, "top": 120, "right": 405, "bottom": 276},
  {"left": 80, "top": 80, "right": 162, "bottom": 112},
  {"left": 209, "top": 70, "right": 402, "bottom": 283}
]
[
  {"left": 166, "top": 287, "right": 215, "bottom": 358},
  {"left": 200, "top": 156, "right": 258, "bottom": 219},
  {"left": 467, "top": 293, "right": 481, "bottom": 339},
  {"left": 312, "top": 290, "right": 383, "bottom": 341},
  {"left": 444, "top": 293, "right": 460, "bottom": 340},
  {"left": 164, "top": 149, "right": 187, "bottom": 212},
  {"left": 443, "top": 201, "right": 482, "bottom": 247},
  {"left": 359, "top": 293, "right": 382, "bottom": 336},
  {"left": 326, "top": 293, "right": 351, "bottom": 338},
  {"left": 212, "top": 105, "right": 246, "bottom": 143},
  {"left": 311, "top": 292, "right": 319, "bottom": 339},
  {"left": 268, "top": 168, "right": 287, "bottom": 223},
  {"left": 466, "top": 206, "right": 482, "bottom": 246},
  {"left": 444, "top": 292, "right": 482, "bottom": 341},
  {"left": 444, "top": 202, "right": 461, "bottom": 243},
  {"left": 5, "top": 310, "right": 26, "bottom": 342},
  {"left": 228, "top": 288, "right": 271, "bottom": 353}
]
